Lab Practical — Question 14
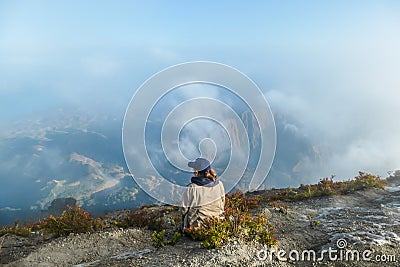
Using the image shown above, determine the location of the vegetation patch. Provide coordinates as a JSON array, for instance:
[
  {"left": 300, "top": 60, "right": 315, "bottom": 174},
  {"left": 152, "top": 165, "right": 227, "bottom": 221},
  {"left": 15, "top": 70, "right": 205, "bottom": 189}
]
[
  {"left": 259, "top": 172, "right": 387, "bottom": 202},
  {"left": 0, "top": 220, "right": 32, "bottom": 238},
  {"left": 152, "top": 230, "right": 181, "bottom": 248},
  {"left": 307, "top": 214, "right": 321, "bottom": 228},
  {"left": 186, "top": 190, "right": 277, "bottom": 249},
  {"left": 115, "top": 205, "right": 180, "bottom": 232},
  {"left": 44, "top": 205, "right": 105, "bottom": 237}
]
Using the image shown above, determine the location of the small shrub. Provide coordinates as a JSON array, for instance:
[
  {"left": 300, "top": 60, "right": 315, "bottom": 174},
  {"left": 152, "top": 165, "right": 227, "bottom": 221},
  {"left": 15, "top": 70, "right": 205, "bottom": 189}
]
[
  {"left": 260, "top": 172, "right": 387, "bottom": 203},
  {"left": 186, "top": 191, "right": 277, "bottom": 249},
  {"left": 307, "top": 214, "right": 321, "bottom": 228},
  {"left": 257, "top": 228, "right": 277, "bottom": 244},
  {"left": 151, "top": 229, "right": 181, "bottom": 248},
  {"left": 352, "top": 172, "right": 387, "bottom": 190},
  {"left": 0, "top": 220, "right": 32, "bottom": 237},
  {"left": 169, "top": 231, "right": 181, "bottom": 245},
  {"left": 152, "top": 229, "right": 166, "bottom": 248},
  {"left": 225, "top": 190, "right": 260, "bottom": 211},
  {"left": 318, "top": 177, "right": 335, "bottom": 195},
  {"left": 117, "top": 208, "right": 165, "bottom": 231},
  {"left": 44, "top": 205, "right": 104, "bottom": 237},
  {"left": 187, "top": 217, "right": 231, "bottom": 249},
  {"left": 31, "top": 220, "right": 47, "bottom": 231},
  {"left": 122, "top": 211, "right": 150, "bottom": 228}
]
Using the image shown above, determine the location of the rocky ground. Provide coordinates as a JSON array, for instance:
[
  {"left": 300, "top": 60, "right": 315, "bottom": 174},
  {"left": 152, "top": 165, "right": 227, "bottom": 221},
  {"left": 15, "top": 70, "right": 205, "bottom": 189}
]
[{"left": 1, "top": 177, "right": 399, "bottom": 267}]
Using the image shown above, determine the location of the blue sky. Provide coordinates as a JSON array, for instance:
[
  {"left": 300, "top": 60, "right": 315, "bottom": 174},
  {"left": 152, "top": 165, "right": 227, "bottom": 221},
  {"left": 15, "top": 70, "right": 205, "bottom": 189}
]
[{"left": 1, "top": 1, "right": 400, "bottom": 178}]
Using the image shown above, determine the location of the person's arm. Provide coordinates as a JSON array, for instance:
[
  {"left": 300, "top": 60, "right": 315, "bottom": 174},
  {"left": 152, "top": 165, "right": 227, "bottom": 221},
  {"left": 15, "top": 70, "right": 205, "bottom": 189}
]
[
  {"left": 220, "top": 182, "right": 226, "bottom": 210},
  {"left": 181, "top": 188, "right": 189, "bottom": 214},
  {"left": 181, "top": 184, "right": 194, "bottom": 231},
  {"left": 181, "top": 185, "right": 193, "bottom": 209}
]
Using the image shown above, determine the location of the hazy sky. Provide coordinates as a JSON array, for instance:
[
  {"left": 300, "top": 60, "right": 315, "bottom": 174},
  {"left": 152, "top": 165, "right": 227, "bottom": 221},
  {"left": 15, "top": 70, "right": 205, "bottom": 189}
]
[{"left": 1, "top": 1, "right": 399, "bottom": 180}]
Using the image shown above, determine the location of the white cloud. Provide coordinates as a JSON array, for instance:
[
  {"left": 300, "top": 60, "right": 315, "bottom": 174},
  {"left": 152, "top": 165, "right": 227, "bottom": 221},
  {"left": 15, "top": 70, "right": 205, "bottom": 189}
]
[
  {"left": 263, "top": 37, "right": 400, "bottom": 180},
  {"left": 0, "top": 207, "right": 21, "bottom": 211}
]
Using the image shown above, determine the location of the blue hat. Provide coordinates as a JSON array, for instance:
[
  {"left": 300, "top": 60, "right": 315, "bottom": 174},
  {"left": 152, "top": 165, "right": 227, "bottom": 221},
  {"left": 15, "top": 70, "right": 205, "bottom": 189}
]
[{"left": 188, "top": 158, "right": 211, "bottom": 172}]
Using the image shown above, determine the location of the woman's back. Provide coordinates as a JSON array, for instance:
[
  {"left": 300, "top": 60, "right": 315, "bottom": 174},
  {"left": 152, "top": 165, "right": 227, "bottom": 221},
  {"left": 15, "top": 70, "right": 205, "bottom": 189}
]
[
  {"left": 182, "top": 180, "right": 225, "bottom": 229},
  {"left": 181, "top": 158, "right": 225, "bottom": 230}
]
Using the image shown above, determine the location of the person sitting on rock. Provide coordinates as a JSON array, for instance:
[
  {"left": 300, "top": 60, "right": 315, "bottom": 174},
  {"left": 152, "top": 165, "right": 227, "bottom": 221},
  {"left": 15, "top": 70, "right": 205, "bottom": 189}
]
[{"left": 181, "top": 158, "right": 225, "bottom": 232}]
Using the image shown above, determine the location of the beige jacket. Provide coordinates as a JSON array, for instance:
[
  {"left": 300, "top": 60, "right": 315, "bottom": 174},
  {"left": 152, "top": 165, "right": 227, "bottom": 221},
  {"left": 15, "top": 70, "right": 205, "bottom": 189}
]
[{"left": 181, "top": 181, "right": 225, "bottom": 229}]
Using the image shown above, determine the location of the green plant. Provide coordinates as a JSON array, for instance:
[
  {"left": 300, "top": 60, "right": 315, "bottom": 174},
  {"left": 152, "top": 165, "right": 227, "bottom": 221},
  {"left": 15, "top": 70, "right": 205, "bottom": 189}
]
[
  {"left": 44, "top": 205, "right": 104, "bottom": 237},
  {"left": 257, "top": 228, "right": 276, "bottom": 244},
  {"left": 151, "top": 229, "right": 181, "bottom": 248},
  {"left": 352, "top": 172, "right": 387, "bottom": 190},
  {"left": 0, "top": 220, "right": 32, "bottom": 237},
  {"left": 307, "top": 215, "right": 321, "bottom": 228},
  {"left": 187, "top": 217, "right": 231, "bottom": 249},
  {"left": 186, "top": 191, "right": 277, "bottom": 249},
  {"left": 225, "top": 190, "right": 260, "bottom": 212},
  {"left": 152, "top": 230, "right": 166, "bottom": 248}
]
